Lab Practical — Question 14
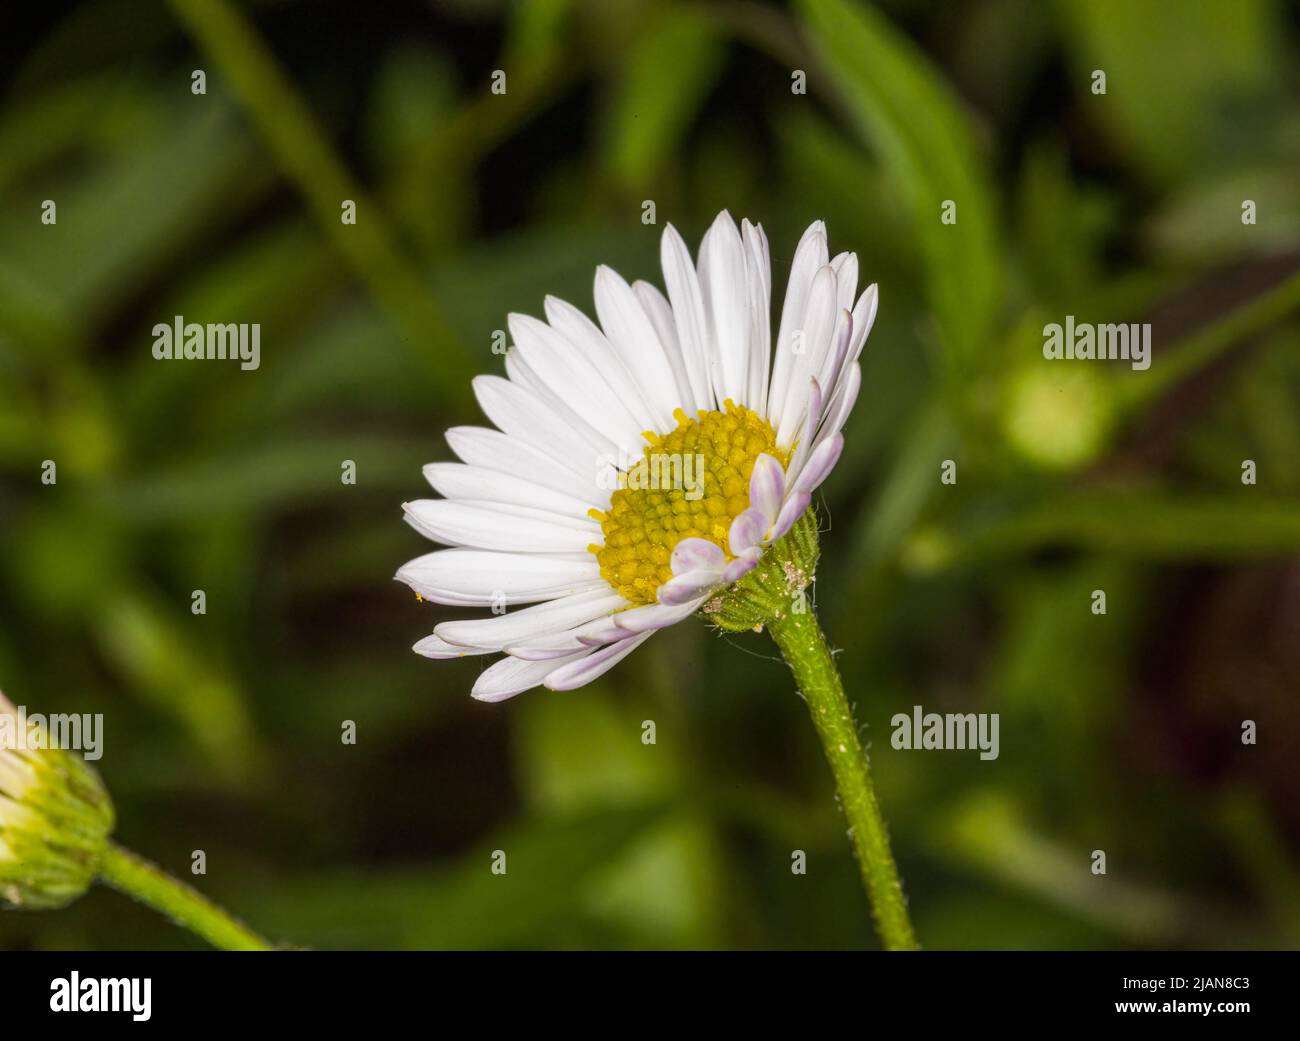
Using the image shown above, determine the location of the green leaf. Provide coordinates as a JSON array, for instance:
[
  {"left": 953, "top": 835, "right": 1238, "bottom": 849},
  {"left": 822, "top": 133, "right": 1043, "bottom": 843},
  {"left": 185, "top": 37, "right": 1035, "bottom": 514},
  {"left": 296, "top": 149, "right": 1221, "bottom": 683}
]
[
  {"left": 94, "top": 588, "right": 263, "bottom": 780},
  {"left": 1147, "top": 166, "right": 1300, "bottom": 262},
  {"left": 798, "top": 0, "right": 1002, "bottom": 375},
  {"left": 88, "top": 434, "right": 428, "bottom": 523},
  {"left": 933, "top": 791, "right": 1223, "bottom": 946},
  {"left": 514, "top": 690, "right": 671, "bottom": 814},
  {"left": 1058, "top": 0, "right": 1286, "bottom": 183},
  {"left": 241, "top": 807, "right": 663, "bottom": 948},
  {"left": 600, "top": 5, "right": 725, "bottom": 193},
  {"left": 0, "top": 99, "right": 265, "bottom": 326},
  {"left": 910, "top": 489, "right": 1300, "bottom": 567}
]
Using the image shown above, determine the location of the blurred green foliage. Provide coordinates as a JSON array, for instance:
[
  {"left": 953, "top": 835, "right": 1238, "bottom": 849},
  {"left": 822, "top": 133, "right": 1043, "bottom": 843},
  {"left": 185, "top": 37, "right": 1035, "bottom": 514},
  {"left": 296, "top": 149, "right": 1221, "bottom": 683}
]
[{"left": 2, "top": 0, "right": 1299, "bottom": 950}]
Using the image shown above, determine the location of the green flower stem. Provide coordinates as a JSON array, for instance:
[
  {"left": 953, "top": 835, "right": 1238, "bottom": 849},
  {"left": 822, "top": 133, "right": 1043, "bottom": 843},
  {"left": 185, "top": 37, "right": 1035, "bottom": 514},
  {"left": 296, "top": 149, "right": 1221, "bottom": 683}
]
[
  {"left": 769, "top": 609, "right": 919, "bottom": 951},
  {"left": 98, "top": 842, "right": 275, "bottom": 951}
]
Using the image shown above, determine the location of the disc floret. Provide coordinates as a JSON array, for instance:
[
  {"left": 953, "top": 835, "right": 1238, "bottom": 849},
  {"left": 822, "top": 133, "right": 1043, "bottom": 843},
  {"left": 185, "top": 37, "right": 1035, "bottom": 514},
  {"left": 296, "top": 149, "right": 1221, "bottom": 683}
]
[{"left": 592, "top": 401, "right": 789, "bottom": 605}]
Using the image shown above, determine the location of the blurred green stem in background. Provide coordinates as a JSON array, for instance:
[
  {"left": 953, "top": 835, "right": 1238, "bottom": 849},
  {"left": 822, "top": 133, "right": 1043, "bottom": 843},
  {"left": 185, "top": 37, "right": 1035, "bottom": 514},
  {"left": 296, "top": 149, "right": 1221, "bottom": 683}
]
[
  {"left": 99, "top": 843, "right": 276, "bottom": 952},
  {"left": 769, "top": 610, "right": 919, "bottom": 951},
  {"left": 908, "top": 490, "right": 1300, "bottom": 570},
  {"left": 165, "top": 0, "right": 474, "bottom": 398},
  {"left": 1124, "top": 267, "right": 1300, "bottom": 407}
]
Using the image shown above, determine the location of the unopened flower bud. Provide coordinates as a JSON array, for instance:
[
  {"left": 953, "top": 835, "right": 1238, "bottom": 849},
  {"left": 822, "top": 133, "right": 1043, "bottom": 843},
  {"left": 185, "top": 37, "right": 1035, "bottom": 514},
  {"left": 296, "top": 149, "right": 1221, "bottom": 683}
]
[{"left": 0, "top": 692, "right": 114, "bottom": 910}]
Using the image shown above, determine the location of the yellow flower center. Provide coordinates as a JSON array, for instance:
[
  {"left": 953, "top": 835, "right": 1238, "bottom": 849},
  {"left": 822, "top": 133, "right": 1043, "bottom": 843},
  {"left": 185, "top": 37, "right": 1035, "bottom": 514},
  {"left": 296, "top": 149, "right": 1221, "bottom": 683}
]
[{"left": 589, "top": 401, "right": 788, "bottom": 606}]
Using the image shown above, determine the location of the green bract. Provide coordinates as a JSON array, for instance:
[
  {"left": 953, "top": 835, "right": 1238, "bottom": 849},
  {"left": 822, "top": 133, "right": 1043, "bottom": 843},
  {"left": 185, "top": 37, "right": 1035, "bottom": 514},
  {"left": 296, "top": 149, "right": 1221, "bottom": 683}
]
[{"left": 702, "top": 509, "right": 821, "bottom": 633}]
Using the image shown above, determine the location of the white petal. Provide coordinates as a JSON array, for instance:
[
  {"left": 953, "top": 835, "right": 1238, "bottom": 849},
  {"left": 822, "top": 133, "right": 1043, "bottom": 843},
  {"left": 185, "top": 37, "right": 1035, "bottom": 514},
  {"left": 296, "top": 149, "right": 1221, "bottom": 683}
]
[
  {"left": 811, "top": 361, "right": 860, "bottom": 465},
  {"left": 698, "top": 211, "right": 751, "bottom": 405},
  {"left": 772, "top": 491, "right": 811, "bottom": 541},
  {"left": 792, "top": 432, "right": 845, "bottom": 498},
  {"left": 436, "top": 589, "right": 626, "bottom": 650},
  {"left": 593, "top": 266, "right": 681, "bottom": 430},
  {"left": 544, "top": 632, "right": 654, "bottom": 691},
  {"left": 658, "top": 569, "right": 723, "bottom": 605},
  {"left": 576, "top": 619, "right": 628, "bottom": 646},
  {"left": 504, "top": 350, "right": 621, "bottom": 466},
  {"left": 472, "top": 375, "right": 603, "bottom": 479},
  {"left": 660, "top": 223, "right": 715, "bottom": 411},
  {"left": 423, "top": 462, "right": 598, "bottom": 517},
  {"left": 814, "top": 310, "right": 853, "bottom": 420},
  {"left": 670, "top": 537, "right": 726, "bottom": 576},
  {"left": 785, "top": 375, "right": 824, "bottom": 489},
  {"left": 403, "top": 500, "right": 598, "bottom": 554},
  {"left": 768, "top": 222, "right": 828, "bottom": 427},
  {"left": 741, "top": 219, "right": 772, "bottom": 410},
  {"left": 633, "top": 279, "right": 696, "bottom": 417},
  {"left": 830, "top": 251, "right": 859, "bottom": 314},
  {"left": 848, "top": 283, "right": 879, "bottom": 363},
  {"left": 509, "top": 311, "right": 648, "bottom": 453},
  {"left": 728, "top": 508, "right": 768, "bottom": 555},
  {"left": 507, "top": 616, "right": 630, "bottom": 660},
  {"left": 397, "top": 549, "right": 600, "bottom": 606},
  {"left": 413, "top": 633, "right": 491, "bottom": 659},
  {"left": 613, "top": 597, "right": 704, "bottom": 634},
  {"left": 541, "top": 296, "right": 661, "bottom": 435},
  {"left": 445, "top": 426, "right": 597, "bottom": 503},
  {"left": 835, "top": 283, "right": 878, "bottom": 405},
  {"left": 721, "top": 548, "right": 762, "bottom": 584},
  {"left": 775, "top": 266, "right": 837, "bottom": 448},
  {"left": 473, "top": 650, "right": 591, "bottom": 702},
  {"left": 748, "top": 453, "right": 786, "bottom": 526}
]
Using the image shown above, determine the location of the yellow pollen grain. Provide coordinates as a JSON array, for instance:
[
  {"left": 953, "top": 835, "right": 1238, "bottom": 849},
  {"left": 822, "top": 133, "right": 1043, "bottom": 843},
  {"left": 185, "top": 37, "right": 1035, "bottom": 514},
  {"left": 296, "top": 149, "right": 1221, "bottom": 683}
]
[{"left": 592, "top": 401, "right": 788, "bottom": 606}]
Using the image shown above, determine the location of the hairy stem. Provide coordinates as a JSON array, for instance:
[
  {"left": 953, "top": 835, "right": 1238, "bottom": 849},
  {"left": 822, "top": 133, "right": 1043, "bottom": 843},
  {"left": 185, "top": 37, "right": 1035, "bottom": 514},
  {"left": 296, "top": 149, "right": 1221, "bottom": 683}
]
[
  {"left": 769, "top": 609, "right": 919, "bottom": 950},
  {"left": 98, "top": 842, "right": 276, "bottom": 951}
]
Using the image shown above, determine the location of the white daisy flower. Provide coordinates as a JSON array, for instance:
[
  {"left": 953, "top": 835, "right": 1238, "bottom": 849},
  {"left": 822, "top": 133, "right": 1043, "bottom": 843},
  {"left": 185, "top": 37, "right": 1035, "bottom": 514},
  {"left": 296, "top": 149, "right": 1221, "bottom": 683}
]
[{"left": 399, "top": 211, "right": 876, "bottom": 702}]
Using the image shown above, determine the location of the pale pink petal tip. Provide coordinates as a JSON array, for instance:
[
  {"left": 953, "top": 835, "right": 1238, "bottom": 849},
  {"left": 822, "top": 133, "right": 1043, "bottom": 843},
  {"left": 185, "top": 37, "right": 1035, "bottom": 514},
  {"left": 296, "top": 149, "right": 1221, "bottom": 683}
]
[
  {"left": 720, "top": 548, "right": 762, "bottom": 586},
  {"left": 614, "top": 598, "right": 704, "bottom": 634},
  {"left": 772, "top": 491, "right": 812, "bottom": 542},
  {"left": 544, "top": 633, "right": 654, "bottom": 691},
  {"left": 670, "top": 537, "right": 727, "bottom": 576},
  {"left": 728, "top": 507, "right": 768, "bottom": 556},
  {"left": 413, "top": 634, "right": 477, "bottom": 659},
  {"left": 748, "top": 453, "right": 786, "bottom": 525},
  {"left": 793, "top": 432, "right": 845, "bottom": 498},
  {"left": 471, "top": 650, "right": 587, "bottom": 701},
  {"left": 658, "top": 569, "right": 723, "bottom": 606}
]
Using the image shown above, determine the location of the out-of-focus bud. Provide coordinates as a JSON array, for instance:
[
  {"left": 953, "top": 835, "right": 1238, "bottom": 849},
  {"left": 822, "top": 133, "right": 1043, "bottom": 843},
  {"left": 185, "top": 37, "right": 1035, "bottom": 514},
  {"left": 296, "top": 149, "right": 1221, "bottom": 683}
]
[
  {"left": 1001, "top": 363, "right": 1116, "bottom": 472},
  {"left": 0, "top": 692, "right": 114, "bottom": 910}
]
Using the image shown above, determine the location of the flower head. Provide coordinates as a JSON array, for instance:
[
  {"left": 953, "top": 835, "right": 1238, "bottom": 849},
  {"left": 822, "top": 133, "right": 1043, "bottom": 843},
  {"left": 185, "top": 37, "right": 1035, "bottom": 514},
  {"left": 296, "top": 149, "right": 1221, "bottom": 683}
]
[
  {"left": 0, "top": 692, "right": 114, "bottom": 910},
  {"left": 399, "top": 212, "right": 875, "bottom": 700}
]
